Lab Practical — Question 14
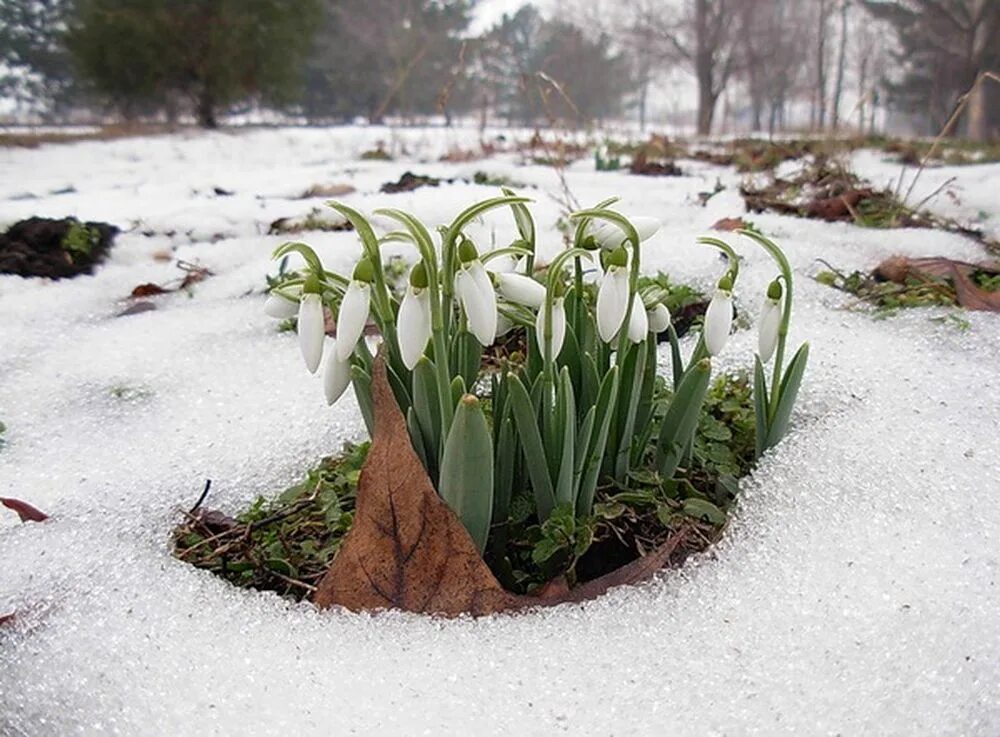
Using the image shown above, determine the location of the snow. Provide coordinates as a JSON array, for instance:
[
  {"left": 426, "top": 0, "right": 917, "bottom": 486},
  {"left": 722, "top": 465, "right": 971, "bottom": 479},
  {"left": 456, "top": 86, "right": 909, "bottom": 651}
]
[{"left": 2, "top": 126, "right": 999, "bottom": 736}]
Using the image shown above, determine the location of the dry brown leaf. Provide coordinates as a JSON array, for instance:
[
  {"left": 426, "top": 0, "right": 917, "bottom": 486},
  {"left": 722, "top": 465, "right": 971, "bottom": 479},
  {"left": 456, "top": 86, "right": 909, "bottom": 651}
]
[
  {"left": 952, "top": 267, "right": 1000, "bottom": 311},
  {"left": 314, "top": 356, "right": 691, "bottom": 617},
  {"left": 872, "top": 255, "right": 1000, "bottom": 312},
  {"left": 711, "top": 217, "right": 747, "bottom": 232},
  {"left": 1, "top": 497, "right": 49, "bottom": 522}
]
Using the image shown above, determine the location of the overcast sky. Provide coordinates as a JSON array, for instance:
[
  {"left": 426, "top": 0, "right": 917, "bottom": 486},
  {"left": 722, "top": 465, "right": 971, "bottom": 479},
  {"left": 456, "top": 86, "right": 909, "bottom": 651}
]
[{"left": 470, "top": 0, "right": 535, "bottom": 34}]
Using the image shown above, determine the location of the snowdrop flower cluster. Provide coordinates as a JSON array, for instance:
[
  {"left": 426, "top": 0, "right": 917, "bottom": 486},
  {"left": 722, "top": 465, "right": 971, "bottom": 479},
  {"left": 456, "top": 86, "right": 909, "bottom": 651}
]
[{"left": 263, "top": 196, "right": 806, "bottom": 553}]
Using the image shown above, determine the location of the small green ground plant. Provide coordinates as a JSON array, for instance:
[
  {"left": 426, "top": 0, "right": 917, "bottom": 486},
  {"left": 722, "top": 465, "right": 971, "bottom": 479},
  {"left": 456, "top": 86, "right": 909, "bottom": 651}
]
[{"left": 177, "top": 196, "right": 808, "bottom": 600}]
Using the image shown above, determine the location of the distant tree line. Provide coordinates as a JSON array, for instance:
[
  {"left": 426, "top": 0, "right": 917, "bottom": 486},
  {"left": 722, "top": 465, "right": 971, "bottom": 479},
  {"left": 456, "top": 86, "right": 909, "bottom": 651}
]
[
  {"left": 585, "top": 0, "right": 997, "bottom": 139},
  {"left": 0, "top": 0, "right": 630, "bottom": 128},
  {"left": 0, "top": 0, "right": 996, "bottom": 138}
]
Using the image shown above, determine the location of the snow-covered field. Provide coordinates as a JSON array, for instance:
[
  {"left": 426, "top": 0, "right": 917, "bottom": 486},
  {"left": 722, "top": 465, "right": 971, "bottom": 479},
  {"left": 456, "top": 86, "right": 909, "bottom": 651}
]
[{"left": 1, "top": 126, "right": 999, "bottom": 736}]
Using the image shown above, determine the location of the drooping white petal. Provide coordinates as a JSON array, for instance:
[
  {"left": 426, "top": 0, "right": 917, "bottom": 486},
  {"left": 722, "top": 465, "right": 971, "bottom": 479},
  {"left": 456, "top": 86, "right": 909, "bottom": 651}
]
[
  {"left": 535, "top": 298, "right": 567, "bottom": 358},
  {"left": 397, "top": 287, "right": 432, "bottom": 369},
  {"left": 486, "top": 254, "right": 519, "bottom": 274},
  {"left": 758, "top": 297, "right": 782, "bottom": 363},
  {"left": 496, "top": 272, "right": 545, "bottom": 308},
  {"left": 631, "top": 216, "right": 661, "bottom": 242},
  {"left": 647, "top": 303, "right": 671, "bottom": 333},
  {"left": 264, "top": 293, "right": 299, "bottom": 319},
  {"left": 323, "top": 343, "right": 353, "bottom": 405},
  {"left": 596, "top": 266, "right": 630, "bottom": 342},
  {"left": 704, "top": 289, "right": 734, "bottom": 356},
  {"left": 335, "top": 280, "right": 370, "bottom": 361},
  {"left": 297, "top": 293, "right": 325, "bottom": 373},
  {"left": 457, "top": 264, "right": 497, "bottom": 347},
  {"left": 627, "top": 294, "right": 648, "bottom": 343},
  {"left": 589, "top": 215, "right": 661, "bottom": 250}
]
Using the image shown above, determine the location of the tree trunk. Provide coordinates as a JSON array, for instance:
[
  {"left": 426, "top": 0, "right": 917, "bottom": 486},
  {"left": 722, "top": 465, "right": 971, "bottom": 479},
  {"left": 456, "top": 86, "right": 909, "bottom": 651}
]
[
  {"left": 967, "top": 77, "right": 988, "bottom": 141},
  {"left": 197, "top": 89, "right": 218, "bottom": 129},
  {"left": 694, "top": 0, "right": 715, "bottom": 135},
  {"left": 831, "top": 0, "right": 848, "bottom": 130},
  {"left": 815, "top": 0, "right": 828, "bottom": 130}
]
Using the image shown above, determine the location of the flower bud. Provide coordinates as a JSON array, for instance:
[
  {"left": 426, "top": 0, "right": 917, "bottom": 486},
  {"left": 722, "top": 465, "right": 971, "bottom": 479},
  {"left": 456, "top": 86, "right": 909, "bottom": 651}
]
[
  {"left": 627, "top": 294, "right": 648, "bottom": 343},
  {"left": 297, "top": 293, "right": 325, "bottom": 373},
  {"left": 264, "top": 293, "right": 299, "bottom": 319},
  {"left": 323, "top": 344, "right": 353, "bottom": 405},
  {"left": 335, "top": 280, "right": 371, "bottom": 361},
  {"left": 647, "top": 303, "right": 671, "bottom": 333},
  {"left": 496, "top": 273, "right": 545, "bottom": 308},
  {"left": 703, "top": 288, "right": 734, "bottom": 356},
  {"left": 758, "top": 297, "right": 782, "bottom": 363},
  {"left": 596, "top": 266, "right": 630, "bottom": 342}
]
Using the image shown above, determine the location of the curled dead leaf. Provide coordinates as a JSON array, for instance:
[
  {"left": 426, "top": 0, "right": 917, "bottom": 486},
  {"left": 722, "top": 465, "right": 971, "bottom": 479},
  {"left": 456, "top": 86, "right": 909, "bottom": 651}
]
[
  {"left": 873, "top": 255, "right": 1000, "bottom": 312},
  {"left": 1, "top": 497, "right": 49, "bottom": 522},
  {"left": 711, "top": 217, "right": 747, "bottom": 232}
]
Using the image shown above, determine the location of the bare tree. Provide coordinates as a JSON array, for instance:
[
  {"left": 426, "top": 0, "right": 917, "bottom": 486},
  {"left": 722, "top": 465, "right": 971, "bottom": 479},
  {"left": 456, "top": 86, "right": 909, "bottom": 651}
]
[{"left": 830, "top": 0, "right": 850, "bottom": 130}]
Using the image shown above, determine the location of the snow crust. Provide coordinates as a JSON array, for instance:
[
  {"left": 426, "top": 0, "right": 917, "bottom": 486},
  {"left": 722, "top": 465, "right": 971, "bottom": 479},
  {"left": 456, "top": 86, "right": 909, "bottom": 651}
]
[{"left": 1, "top": 126, "right": 999, "bottom": 736}]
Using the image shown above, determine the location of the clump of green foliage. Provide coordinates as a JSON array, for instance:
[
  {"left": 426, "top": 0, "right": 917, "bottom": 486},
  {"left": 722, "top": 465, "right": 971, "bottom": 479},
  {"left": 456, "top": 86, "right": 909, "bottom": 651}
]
[
  {"left": 815, "top": 263, "right": 1000, "bottom": 316},
  {"left": 174, "top": 372, "right": 756, "bottom": 600},
  {"left": 61, "top": 221, "right": 100, "bottom": 257},
  {"left": 472, "top": 171, "right": 525, "bottom": 188},
  {"left": 174, "top": 443, "right": 367, "bottom": 598}
]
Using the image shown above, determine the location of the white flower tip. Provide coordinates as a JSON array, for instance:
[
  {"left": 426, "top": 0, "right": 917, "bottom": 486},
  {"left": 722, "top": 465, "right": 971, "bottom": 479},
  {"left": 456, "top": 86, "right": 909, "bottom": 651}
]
[
  {"left": 631, "top": 216, "right": 661, "bottom": 242},
  {"left": 596, "top": 268, "right": 629, "bottom": 343},
  {"left": 647, "top": 303, "right": 671, "bottom": 333},
  {"left": 298, "top": 294, "right": 325, "bottom": 373},
  {"left": 335, "top": 281, "right": 371, "bottom": 361},
  {"left": 323, "top": 346, "right": 352, "bottom": 405},
  {"left": 704, "top": 289, "right": 734, "bottom": 357},
  {"left": 264, "top": 293, "right": 298, "bottom": 319},
  {"left": 627, "top": 295, "right": 648, "bottom": 343}
]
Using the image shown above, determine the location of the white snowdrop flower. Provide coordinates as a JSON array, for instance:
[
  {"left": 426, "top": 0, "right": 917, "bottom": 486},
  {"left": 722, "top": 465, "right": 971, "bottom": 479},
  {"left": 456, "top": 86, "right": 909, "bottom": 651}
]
[
  {"left": 647, "top": 303, "right": 671, "bottom": 333},
  {"left": 335, "top": 279, "right": 371, "bottom": 361},
  {"left": 486, "top": 254, "right": 519, "bottom": 274},
  {"left": 758, "top": 297, "right": 782, "bottom": 363},
  {"left": 535, "top": 297, "right": 567, "bottom": 358},
  {"left": 323, "top": 343, "right": 353, "bottom": 406},
  {"left": 297, "top": 293, "right": 325, "bottom": 374},
  {"left": 704, "top": 288, "right": 734, "bottom": 356},
  {"left": 596, "top": 266, "right": 630, "bottom": 342},
  {"left": 627, "top": 294, "right": 648, "bottom": 343},
  {"left": 496, "top": 272, "right": 545, "bottom": 309},
  {"left": 397, "top": 286, "right": 431, "bottom": 369},
  {"left": 589, "top": 215, "right": 660, "bottom": 250},
  {"left": 456, "top": 262, "right": 498, "bottom": 347},
  {"left": 264, "top": 292, "right": 299, "bottom": 319}
]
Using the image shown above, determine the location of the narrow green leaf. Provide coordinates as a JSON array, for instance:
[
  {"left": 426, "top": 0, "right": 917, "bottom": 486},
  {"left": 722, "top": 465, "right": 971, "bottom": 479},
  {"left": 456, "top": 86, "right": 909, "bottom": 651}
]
[
  {"left": 554, "top": 368, "right": 577, "bottom": 507},
  {"left": 493, "top": 415, "right": 516, "bottom": 523},
  {"left": 614, "top": 340, "right": 648, "bottom": 481},
  {"left": 573, "top": 406, "right": 596, "bottom": 491},
  {"left": 577, "top": 366, "right": 619, "bottom": 516},
  {"left": 385, "top": 362, "right": 412, "bottom": 416},
  {"left": 507, "top": 374, "right": 556, "bottom": 521},
  {"left": 667, "top": 324, "right": 684, "bottom": 389},
  {"left": 350, "top": 366, "right": 375, "bottom": 437},
  {"left": 764, "top": 342, "right": 809, "bottom": 452},
  {"left": 450, "top": 375, "right": 466, "bottom": 409},
  {"left": 412, "top": 357, "right": 441, "bottom": 461},
  {"left": 753, "top": 355, "right": 770, "bottom": 460},
  {"left": 655, "top": 358, "right": 712, "bottom": 479},
  {"left": 439, "top": 395, "right": 494, "bottom": 553},
  {"left": 406, "top": 407, "right": 428, "bottom": 468}
]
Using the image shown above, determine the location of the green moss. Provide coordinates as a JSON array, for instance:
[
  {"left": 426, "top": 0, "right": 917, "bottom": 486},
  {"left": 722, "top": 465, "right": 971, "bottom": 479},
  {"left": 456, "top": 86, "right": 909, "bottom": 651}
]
[{"left": 61, "top": 221, "right": 99, "bottom": 257}]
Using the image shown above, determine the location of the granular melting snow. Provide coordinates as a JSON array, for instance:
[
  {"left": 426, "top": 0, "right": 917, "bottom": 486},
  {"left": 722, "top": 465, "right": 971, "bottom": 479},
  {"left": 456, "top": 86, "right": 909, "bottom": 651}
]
[{"left": 1, "top": 128, "right": 999, "bottom": 736}]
